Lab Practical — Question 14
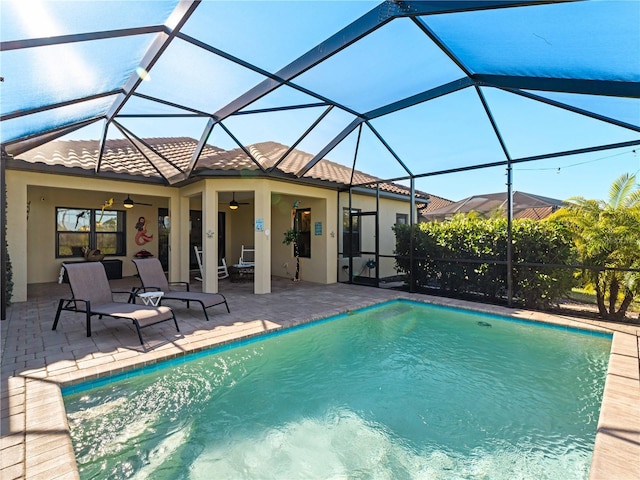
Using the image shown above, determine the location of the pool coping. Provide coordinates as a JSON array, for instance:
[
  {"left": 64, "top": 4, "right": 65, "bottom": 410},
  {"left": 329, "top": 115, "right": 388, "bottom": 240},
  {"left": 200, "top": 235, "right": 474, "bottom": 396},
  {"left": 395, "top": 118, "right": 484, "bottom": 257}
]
[{"left": 3, "top": 291, "right": 639, "bottom": 479}]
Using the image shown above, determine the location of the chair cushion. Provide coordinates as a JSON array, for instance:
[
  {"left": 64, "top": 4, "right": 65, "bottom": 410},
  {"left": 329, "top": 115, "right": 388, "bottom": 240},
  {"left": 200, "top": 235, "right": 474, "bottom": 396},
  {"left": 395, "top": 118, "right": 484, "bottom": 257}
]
[{"left": 92, "top": 303, "right": 174, "bottom": 327}]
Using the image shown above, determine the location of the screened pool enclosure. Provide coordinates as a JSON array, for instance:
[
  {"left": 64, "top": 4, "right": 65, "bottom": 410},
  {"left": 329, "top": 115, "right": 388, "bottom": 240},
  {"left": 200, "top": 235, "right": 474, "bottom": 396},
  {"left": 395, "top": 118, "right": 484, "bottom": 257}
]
[{"left": 1, "top": 0, "right": 639, "bottom": 315}]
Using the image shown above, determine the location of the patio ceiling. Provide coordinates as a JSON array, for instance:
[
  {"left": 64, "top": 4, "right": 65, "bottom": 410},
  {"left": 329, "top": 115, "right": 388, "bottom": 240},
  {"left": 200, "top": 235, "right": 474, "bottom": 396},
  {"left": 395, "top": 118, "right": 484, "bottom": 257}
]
[{"left": 1, "top": 0, "right": 639, "bottom": 187}]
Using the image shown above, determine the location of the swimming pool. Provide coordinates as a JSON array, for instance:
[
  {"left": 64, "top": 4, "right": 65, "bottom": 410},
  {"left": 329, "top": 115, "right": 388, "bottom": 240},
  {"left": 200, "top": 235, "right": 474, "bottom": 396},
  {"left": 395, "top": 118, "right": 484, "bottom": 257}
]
[{"left": 63, "top": 300, "right": 611, "bottom": 479}]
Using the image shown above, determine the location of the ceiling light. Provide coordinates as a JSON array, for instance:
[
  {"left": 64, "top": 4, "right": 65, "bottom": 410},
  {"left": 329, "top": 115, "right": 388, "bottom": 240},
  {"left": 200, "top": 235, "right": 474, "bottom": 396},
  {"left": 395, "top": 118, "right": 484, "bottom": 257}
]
[
  {"left": 229, "top": 192, "right": 240, "bottom": 210},
  {"left": 123, "top": 195, "right": 134, "bottom": 209}
]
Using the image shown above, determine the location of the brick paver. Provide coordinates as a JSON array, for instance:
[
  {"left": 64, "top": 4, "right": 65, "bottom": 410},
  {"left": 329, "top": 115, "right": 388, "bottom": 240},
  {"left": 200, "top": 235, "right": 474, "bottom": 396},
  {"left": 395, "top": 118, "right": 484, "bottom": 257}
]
[{"left": 1, "top": 277, "right": 638, "bottom": 479}]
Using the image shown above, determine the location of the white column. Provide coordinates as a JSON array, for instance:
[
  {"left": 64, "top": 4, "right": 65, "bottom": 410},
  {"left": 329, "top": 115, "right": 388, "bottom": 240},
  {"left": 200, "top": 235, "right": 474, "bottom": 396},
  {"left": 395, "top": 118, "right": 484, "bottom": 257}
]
[
  {"left": 253, "top": 183, "right": 271, "bottom": 294},
  {"left": 175, "top": 193, "right": 191, "bottom": 283},
  {"left": 202, "top": 180, "right": 219, "bottom": 293}
]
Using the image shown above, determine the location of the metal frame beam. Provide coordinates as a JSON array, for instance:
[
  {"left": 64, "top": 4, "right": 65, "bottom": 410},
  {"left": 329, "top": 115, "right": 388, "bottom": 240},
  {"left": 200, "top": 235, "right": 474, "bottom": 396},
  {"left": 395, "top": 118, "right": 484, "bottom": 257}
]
[
  {"left": 103, "top": 1, "right": 200, "bottom": 124},
  {"left": 130, "top": 92, "right": 212, "bottom": 116},
  {"left": 394, "top": 0, "right": 577, "bottom": 17},
  {"left": 2, "top": 117, "right": 104, "bottom": 154},
  {"left": 0, "top": 26, "right": 165, "bottom": 51},
  {"left": 295, "top": 118, "right": 364, "bottom": 177},
  {"left": 349, "top": 139, "right": 640, "bottom": 187},
  {"left": 475, "top": 75, "right": 640, "bottom": 98},
  {"left": 1, "top": 90, "right": 122, "bottom": 122},
  {"left": 496, "top": 87, "right": 640, "bottom": 133},
  {"left": 268, "top": 106, "right": 334, "bottom": 173},
  {"left": 364, "top": 77, "right": 474, "bottom": 120}
]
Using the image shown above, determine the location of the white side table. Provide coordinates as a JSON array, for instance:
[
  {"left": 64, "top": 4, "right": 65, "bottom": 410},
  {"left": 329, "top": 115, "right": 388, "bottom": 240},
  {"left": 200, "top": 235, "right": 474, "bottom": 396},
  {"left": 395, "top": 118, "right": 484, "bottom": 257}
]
[{"left": 137, "top": 291, "right": 164, "bottom": 306}]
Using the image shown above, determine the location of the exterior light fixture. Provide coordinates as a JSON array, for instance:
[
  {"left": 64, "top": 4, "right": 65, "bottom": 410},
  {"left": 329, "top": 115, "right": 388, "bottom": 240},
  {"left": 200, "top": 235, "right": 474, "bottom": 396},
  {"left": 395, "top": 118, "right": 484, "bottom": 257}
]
[{"left": 123, "top": 195, "right": 134, "bottom": 209}]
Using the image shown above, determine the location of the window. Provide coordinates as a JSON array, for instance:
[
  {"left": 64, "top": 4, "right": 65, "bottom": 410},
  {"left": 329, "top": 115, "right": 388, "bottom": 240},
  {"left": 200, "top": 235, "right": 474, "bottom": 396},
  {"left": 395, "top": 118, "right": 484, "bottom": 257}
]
[
  {"left": 56, "top": 207, "right": 126, "bottom": 257},
  {"left": 295, "top": 208, "right": 311, "bottom": 258},
  {"left": 343, "top": 207, "right": 361, "bottom": 257},
  {"left": 396, "top": 213, "right": 408, "bottom": 225}
]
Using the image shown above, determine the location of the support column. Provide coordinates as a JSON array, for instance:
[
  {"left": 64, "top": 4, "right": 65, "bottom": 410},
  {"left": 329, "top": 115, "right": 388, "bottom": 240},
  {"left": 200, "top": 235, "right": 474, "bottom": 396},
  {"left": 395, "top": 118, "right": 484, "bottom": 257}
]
[
  {"left": 254, "top": 183, "right": 271, "bottom": 294},
  {"left": 166, "top": 193, "right": 182, "bottom": 283},
  {"left": 177, "top": 193, "right": 191, "bottom": 283},
  {"left": 202, "top": 181, "right": 219, "bottom": 293},
  {"left": 6, "top": 172, "right": 27, "bottom": 303}
]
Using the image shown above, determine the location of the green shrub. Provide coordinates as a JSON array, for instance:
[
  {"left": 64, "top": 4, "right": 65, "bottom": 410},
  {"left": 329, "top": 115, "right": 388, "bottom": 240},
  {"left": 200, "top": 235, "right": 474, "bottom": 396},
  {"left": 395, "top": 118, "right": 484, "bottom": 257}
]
[{"left": 393, "top": 216, "right": 575, "bottom": 308}]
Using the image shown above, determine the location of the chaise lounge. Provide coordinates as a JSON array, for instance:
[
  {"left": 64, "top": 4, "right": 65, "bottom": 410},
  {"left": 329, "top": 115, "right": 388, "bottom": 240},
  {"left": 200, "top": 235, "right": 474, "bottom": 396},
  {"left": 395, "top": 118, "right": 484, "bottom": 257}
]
[
  {"left": 53, "top": 261, "right": 179, "bottom": 345},
  {"left": 132, "top": 258, "right": 230, "bottom": 321}
]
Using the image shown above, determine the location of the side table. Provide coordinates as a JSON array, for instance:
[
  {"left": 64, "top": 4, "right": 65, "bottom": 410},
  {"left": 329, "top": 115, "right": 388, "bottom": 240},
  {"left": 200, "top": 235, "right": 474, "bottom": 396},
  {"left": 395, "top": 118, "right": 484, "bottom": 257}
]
[
  {"left": 137, "top": 291, "right": 164, "bottom": 306},
  {"left": 229, "top": 265, "right": 254, "bottom": 283}
]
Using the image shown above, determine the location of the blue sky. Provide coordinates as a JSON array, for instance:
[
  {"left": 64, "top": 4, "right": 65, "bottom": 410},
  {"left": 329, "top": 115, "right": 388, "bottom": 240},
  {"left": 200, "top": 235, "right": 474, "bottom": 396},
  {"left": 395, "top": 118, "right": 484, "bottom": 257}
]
[{"left": 3, "top": 0, "right": 639, "bottom": 203}]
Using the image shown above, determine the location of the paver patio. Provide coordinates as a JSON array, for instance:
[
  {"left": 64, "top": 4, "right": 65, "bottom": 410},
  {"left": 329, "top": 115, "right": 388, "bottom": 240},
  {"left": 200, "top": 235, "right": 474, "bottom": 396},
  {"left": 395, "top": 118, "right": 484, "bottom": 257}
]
[{"left": 1, "top": 277, "right": 638, "bottom": 479}]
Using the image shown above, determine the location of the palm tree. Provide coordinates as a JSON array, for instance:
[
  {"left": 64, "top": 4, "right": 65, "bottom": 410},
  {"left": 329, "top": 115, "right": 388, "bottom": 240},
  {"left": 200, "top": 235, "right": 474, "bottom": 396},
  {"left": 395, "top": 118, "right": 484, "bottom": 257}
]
[{"left": 550, "top": 173, "right": 640, "bottom": 321}]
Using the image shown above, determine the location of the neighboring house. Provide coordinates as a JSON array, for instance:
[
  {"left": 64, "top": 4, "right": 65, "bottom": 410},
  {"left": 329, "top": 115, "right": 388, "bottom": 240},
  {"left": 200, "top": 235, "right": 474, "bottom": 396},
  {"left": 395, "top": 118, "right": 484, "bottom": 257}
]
[
  {"left": 5, "top": 137, "right": 449, "bottom": 302},
  {"left": 419, "top": 191, "right": 564, "bottom": 222}
]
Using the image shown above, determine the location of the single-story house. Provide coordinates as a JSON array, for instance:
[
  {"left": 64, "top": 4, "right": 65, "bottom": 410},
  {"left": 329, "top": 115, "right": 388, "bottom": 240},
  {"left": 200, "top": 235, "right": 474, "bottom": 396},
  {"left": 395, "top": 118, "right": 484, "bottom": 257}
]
[{"left": 5, "top": 137, "right": 451, "bottom": 302}]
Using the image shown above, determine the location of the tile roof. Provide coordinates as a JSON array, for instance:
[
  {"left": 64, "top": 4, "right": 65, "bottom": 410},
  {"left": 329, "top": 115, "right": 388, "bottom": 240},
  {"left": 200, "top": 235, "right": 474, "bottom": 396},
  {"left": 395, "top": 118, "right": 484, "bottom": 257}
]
[
  {"left": 14, "top": 137, "right": 450, "bottom": 204},
  {"left": 15, "top": 137, "right": 224, "bottom": 180},
  {"left": 420, "top": 191, "right": 564, "bottom": 220}
]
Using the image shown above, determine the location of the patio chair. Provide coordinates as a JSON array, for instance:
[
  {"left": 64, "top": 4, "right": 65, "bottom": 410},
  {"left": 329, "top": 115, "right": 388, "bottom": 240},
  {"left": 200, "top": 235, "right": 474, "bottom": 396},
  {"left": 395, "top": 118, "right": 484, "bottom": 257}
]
[
  {"left": 238, "top": 245, "right": 255, "bottom": 267},
  {"left": 132, "top": 258, "right": 230, "bottom": 321},
  {"left": 194, "top": 245, "right": 229, "bottom": 281},
  {"left": 53, "top": 262, "right": 179, "bottom": 345}
]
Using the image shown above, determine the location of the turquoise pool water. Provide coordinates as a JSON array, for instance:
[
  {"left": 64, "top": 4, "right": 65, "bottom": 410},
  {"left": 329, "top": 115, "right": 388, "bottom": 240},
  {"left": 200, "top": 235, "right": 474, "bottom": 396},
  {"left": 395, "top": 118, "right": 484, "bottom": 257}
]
[{"left": 64, "top": 301, "right": 611, "bottom": 479}]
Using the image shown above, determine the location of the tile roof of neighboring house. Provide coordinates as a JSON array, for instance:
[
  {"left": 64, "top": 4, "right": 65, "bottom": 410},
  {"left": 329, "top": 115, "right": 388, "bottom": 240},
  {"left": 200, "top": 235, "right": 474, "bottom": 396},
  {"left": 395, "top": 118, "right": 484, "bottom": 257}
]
[
  {"left": 420, "top": 191, "right": 564, "bottom": 220},
  {"left": 14, "top": 137, "right": 451, "bottom": 205},
  {"left": 420, "top": 193, "right": 453, "bottom": 213}
]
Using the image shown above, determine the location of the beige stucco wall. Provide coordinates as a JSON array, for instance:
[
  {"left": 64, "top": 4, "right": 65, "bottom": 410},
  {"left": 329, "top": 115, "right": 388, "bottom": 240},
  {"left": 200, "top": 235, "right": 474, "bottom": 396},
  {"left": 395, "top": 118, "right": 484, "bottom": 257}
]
[
  {"left": 270, "top": 192, "right": 333, "bottom": 284},
  {"left": 25, "top": 185, "right": 166, "bottom": 283},
  {"left": 6, "top": 169, "right": 411, "bottom": 302},
  {"left": 6, "top": 170, "right": 183, "bottom": 302}
]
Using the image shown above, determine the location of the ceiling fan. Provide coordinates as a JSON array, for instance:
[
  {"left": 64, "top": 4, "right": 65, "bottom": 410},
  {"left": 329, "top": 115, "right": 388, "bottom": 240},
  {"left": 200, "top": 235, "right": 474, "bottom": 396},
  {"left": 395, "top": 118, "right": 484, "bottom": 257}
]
[
  {"left": 122, "top": 194, "right": 152, "bottom": 209},
  {"left": 225, "top": 192, "right": 250, "bottom": 210}
]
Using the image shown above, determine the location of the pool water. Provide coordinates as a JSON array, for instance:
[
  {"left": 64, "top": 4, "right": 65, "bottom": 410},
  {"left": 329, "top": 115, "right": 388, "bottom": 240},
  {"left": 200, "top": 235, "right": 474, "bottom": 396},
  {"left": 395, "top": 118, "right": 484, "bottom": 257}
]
[{"left": 64, "top": 301, "right": 611, "bottom": 479}]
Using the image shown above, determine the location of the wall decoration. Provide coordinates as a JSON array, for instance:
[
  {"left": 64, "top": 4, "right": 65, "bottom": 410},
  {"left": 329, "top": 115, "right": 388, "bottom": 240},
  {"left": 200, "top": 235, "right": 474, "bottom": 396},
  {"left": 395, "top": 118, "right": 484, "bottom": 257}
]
[{"left": 135, "top": 216, "right": 153, "bottom": 245}]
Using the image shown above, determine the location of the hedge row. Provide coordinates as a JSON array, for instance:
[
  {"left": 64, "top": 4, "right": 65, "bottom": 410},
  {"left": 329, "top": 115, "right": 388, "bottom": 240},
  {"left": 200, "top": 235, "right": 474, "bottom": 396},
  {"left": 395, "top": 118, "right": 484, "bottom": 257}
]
[{"left": 393, "top": 216, "right": 576, "bottom": 308}]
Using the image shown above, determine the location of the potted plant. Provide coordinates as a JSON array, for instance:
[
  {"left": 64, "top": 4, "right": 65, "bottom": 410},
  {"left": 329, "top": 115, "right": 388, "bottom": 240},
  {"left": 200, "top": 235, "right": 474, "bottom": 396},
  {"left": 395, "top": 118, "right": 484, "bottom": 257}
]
[
  {"left": 283, "top": 201, "right": 301, "bottom": 281},
  {"left": 283, "top": 228, "right": 300, "bottom": 281}
]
